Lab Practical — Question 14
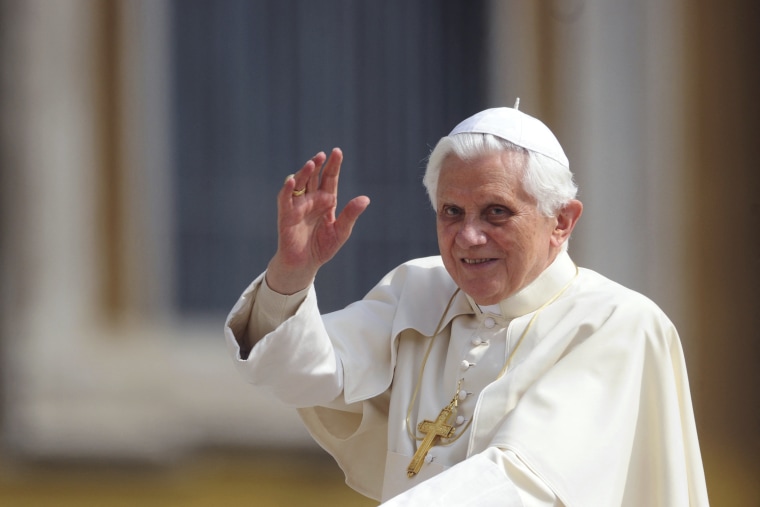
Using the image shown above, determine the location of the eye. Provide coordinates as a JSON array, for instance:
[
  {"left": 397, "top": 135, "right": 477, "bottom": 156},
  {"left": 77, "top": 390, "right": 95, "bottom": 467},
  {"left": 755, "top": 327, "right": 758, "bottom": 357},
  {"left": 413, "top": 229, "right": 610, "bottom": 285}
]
[
  {"left": 440, "top": 205, "right": 462, "bottom": 218},
  {"left": 486, "top": 206, "right": 513, "bottom": 222}
]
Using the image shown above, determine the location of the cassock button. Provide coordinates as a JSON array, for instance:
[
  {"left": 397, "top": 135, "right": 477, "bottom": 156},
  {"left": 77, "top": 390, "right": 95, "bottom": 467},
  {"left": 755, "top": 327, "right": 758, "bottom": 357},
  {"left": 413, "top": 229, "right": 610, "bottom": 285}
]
[
  {"left": 460, "top": 360, "right": 474, "bottom": 370},
  {"left": 455, "top": 415, "right": 465, "bottom": 425},
  {"left": 484, "top": 317, "right": 496, "bottom": 329},
  {"left": 458, "top": 390, "right": 468, "bottom": 401}
]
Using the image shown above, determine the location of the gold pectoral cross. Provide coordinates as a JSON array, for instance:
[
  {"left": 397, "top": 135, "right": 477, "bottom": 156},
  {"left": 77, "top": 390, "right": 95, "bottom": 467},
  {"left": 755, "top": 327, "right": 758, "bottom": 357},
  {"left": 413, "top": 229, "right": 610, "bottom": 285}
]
[{"left": 406, "top": 398, "right": 457, "bottom": 477}]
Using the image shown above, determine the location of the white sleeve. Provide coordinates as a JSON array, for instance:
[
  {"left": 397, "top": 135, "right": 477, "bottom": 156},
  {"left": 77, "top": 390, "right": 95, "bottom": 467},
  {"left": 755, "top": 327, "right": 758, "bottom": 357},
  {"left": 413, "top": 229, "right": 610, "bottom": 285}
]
[
  {"left": 247, "top": 276, "right": 309, "bottom": 344},
  {"left": 223, "top": 273, "right": 344, "bottom": 408},
  {"left": 381, "top": 448, "right": 562, "bottom": 507},
  {"left": 224, "top": 272, "right": 309, "bottom": 358},
  {"left": 494, "top": 448, "right": 563, "bottom": 507}
]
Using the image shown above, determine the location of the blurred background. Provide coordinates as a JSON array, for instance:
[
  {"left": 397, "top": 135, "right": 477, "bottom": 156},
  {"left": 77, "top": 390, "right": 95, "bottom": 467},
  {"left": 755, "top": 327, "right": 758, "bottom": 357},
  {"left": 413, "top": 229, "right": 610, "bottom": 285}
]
[{"left": 0, "top": 0, "right": 757, "bottom": 505}]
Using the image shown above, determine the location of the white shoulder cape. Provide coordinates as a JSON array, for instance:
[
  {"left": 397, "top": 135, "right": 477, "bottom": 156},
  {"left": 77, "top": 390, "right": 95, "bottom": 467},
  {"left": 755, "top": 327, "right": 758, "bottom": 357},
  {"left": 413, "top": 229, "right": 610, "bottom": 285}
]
[{"left": 225, "top": 255, "right": 709, "bottom": 506}]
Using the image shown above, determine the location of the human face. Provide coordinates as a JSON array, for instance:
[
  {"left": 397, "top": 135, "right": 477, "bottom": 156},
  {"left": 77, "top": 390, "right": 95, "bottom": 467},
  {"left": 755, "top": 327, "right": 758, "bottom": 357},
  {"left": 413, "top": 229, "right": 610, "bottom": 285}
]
[{"left": 436, "top": 151, "right": 560, "bottom": 305}]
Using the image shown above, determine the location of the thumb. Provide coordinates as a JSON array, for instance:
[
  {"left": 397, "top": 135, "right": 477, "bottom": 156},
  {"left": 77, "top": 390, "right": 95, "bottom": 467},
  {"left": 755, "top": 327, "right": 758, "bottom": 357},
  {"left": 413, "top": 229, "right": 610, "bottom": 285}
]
[{"left": 334, "top": 195, "right": 370, "bottom": 243}]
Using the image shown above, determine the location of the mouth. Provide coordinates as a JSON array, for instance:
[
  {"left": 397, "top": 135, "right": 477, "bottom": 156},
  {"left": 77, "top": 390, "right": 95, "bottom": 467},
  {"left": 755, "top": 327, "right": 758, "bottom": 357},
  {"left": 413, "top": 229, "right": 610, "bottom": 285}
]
[{"left": 462, "top": 258, "right": 496, "bottom": 265}]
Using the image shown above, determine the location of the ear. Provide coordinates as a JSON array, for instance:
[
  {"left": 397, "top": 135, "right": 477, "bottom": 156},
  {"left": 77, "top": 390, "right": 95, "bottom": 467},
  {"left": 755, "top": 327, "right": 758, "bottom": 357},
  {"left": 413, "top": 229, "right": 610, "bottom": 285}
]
[{"left": 551, "top": 199, "right": 583, "bottom": 248}]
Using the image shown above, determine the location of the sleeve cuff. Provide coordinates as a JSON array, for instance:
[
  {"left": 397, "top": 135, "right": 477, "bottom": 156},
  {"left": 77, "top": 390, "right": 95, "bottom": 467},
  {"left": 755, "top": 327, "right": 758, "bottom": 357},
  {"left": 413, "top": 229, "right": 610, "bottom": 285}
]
[{"left": 246, "top": 274, "right": 311, "bottom": 344}]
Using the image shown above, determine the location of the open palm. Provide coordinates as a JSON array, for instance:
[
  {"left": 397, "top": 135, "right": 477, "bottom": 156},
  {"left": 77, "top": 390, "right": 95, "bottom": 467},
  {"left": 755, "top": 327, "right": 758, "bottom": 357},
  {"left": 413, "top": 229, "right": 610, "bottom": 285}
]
[{"left": 266, "top": 148, "right": 370, "bottom": 295}]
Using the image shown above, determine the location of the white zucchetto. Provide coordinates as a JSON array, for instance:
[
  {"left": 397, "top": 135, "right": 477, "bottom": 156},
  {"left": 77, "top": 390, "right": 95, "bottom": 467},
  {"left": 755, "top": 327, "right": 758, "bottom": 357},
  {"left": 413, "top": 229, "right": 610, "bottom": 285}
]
[{"left": 449, "top": 107, "right": 569, "bottom": 168}]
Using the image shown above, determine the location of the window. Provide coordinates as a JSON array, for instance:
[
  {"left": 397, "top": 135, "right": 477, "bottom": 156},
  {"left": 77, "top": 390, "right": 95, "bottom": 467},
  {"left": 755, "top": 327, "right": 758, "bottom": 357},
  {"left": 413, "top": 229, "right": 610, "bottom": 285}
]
[{"left": 170, "top": 0, "right": 488, "bottom": 315}]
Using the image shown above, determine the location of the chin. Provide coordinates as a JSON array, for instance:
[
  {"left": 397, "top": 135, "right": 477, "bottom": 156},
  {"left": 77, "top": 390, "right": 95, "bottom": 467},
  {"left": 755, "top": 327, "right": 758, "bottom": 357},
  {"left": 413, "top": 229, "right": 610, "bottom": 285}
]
[
  {"left": 464, "top": 287, "right": 508, "bottom": 306},
  {"left": 471, "top": 295, "right": 503, "bottom": 306}
]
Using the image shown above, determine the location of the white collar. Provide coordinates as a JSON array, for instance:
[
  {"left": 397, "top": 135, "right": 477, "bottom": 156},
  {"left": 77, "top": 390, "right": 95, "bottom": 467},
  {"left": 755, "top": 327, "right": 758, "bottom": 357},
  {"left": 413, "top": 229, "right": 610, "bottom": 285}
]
[{"left": 466, "top": 251, "right": 577, "bottom": 320}]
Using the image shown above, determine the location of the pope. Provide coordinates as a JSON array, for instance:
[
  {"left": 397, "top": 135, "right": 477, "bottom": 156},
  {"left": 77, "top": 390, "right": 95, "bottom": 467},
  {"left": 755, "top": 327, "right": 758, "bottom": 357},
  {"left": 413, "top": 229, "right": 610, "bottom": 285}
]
[{"left": 224, "top": 106, "right": 709, "bottom": 506}]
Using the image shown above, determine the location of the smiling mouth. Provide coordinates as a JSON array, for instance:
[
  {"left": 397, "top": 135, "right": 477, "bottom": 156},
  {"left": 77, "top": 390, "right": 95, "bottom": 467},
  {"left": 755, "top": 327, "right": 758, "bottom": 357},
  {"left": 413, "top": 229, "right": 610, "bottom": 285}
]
[{"left": 462, "top": 258, "right": 495, "bottom": 265}]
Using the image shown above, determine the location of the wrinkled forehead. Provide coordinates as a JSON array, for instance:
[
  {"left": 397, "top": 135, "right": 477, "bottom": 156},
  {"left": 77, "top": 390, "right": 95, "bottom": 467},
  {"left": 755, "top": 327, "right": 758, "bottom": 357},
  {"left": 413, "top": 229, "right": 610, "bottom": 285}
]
[
  {"left": 440, "top": 148, "right": 528, "bottom": 178},
  {"left": 437, "top": 150, "right": 533, "bottom": 201}
]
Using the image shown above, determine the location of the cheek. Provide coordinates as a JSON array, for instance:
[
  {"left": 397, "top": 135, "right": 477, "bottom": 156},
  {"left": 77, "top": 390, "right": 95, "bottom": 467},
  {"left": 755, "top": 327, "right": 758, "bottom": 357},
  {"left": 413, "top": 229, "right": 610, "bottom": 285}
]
[
  {"left": 490, "top": 227, "right": 518, "bottom": 253},
  {"left": 511, "top": 218, "right": 546, "bottom": 245},
  {"left": 436, "top": 222, "right": 455, "bottom": 246},
  {"left": 435, "top": 224, "right": 445, "bottom": 246},
  {"left": 436, "top": 226, "right": 452, "bottom": 259}
]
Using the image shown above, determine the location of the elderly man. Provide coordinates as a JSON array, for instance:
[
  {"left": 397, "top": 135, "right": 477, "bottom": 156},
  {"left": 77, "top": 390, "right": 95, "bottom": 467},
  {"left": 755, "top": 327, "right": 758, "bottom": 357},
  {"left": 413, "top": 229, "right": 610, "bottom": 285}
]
[{"left": 224, "top": 107, "right": 709, "bottom": 506}]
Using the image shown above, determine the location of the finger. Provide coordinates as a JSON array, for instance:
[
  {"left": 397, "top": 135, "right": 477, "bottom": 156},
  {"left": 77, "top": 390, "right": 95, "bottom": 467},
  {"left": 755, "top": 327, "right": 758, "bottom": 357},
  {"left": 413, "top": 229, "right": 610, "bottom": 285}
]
[
  {"left": 319, "top": 147, "right": 343, "bottom": 196},
  {"left": 280, "top": 170, "right": 303, "bottom": 207},
  {"left": 282, "top": 153, "right": 324, "bottom": 204},
  {"left": 306, "top": 152, "right": 326, "bottom": 194},
  {"left": 279, "top": 172, "right": 297, "bottom": 203},
  {"left": 334, "top": 195, "right": 370, "bottom": 243},
  {"left": 299, "top": 152, "right": 325, "bottom": 194},
  {"left": 279, "top": 176, "right": 307, "bottom": 217}
]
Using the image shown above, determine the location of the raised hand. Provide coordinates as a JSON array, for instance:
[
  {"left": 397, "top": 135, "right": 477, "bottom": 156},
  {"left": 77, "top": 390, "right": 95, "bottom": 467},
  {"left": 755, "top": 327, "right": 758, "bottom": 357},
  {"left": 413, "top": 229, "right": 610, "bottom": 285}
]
[{"left": 265, "top": 148, "right": 370, "bottom": 295}]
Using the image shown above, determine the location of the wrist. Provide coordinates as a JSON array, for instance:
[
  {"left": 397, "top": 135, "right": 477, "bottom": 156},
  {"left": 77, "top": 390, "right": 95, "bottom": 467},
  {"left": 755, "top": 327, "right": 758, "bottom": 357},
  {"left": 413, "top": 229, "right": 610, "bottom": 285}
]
[{"left": 265, "top": 257, "right": 316, "bottom": 295}]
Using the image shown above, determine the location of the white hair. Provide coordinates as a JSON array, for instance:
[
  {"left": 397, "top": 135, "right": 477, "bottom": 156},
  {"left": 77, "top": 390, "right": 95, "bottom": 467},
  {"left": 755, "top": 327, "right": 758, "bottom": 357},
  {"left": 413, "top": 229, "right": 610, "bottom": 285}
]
[{"left": 423, "top": 133, "right": 578, "bottom": 217}]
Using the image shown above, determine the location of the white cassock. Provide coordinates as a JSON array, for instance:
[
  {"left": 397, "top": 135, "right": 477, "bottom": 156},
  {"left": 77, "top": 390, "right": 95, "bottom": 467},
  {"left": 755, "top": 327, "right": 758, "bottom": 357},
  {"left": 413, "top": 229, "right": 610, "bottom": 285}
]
[{"left": 224, "top": 252, "right": 709, "bottom": 506}]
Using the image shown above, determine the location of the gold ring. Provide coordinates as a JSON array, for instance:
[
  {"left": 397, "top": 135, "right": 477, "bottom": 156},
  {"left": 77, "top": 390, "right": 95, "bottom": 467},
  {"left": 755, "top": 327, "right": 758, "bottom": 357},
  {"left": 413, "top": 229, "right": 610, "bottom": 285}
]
[{"left": 285, "top": 174, "right": 306, "bottom": 196}]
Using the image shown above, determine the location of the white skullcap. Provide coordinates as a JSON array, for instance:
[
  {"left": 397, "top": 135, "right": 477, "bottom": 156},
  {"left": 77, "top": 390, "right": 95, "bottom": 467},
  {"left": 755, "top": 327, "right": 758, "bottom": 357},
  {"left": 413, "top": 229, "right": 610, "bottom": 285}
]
[{"left": 449, "top": 107, "right": 569, "bottom": 167}]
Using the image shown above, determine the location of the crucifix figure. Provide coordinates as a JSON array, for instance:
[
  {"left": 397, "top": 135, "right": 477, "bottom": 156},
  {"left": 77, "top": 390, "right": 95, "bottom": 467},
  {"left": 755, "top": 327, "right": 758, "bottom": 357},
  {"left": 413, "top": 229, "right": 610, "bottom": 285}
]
[{"left": 407, "top": 398, "right": 457, "bottom": 477}]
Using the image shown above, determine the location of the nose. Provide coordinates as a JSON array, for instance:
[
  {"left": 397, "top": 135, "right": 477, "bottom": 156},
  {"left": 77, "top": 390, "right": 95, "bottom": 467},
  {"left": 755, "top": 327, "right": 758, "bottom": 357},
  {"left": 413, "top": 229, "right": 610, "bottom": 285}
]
[{"left": 456, "top": 220, "right": 488, "bottom": 248}]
